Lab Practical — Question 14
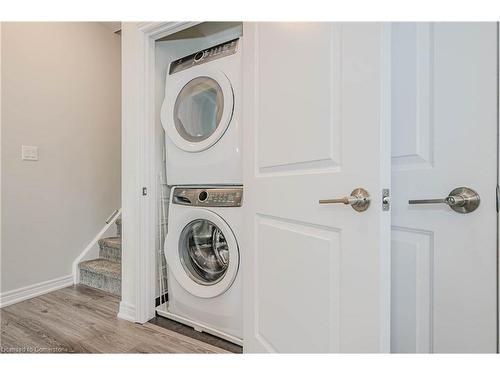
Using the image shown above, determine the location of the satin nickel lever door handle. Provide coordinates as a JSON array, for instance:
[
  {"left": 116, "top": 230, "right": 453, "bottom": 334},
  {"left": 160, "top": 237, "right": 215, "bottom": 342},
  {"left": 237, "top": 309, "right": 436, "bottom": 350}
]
[
  {"left": 319, "top": 188, "right": 370, "bottom": 212},
  {"left": 408, "top": 187, "right": 480, "bottom": 214}
]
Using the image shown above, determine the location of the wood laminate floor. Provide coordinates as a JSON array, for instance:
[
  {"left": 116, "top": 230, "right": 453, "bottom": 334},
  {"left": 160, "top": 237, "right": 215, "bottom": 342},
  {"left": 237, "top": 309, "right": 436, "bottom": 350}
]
[{"left": 0, "top": 285, "right": 233, "bottom": 353}]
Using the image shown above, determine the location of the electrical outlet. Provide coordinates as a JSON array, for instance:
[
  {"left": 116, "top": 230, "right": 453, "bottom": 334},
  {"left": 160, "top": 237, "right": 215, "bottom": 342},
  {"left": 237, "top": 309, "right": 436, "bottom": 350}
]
[{"left": 21, "top": 145, "right": 38, "bottom": 161}]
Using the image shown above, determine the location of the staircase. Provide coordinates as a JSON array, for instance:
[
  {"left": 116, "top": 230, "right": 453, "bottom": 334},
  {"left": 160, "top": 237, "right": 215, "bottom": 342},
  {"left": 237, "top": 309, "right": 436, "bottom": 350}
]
[{"left": 78, "top": 218, "right": 122, "bottom": 296}]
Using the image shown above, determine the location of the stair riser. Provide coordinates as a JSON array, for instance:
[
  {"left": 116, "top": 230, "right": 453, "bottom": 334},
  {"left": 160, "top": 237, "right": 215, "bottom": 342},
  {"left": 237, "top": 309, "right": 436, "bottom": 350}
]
[
  {"left": 79, "top": 269, "right": 121, "bottom": 296},
  {"left": 99, "top": 246, "right": 121, "bottom": 262}
]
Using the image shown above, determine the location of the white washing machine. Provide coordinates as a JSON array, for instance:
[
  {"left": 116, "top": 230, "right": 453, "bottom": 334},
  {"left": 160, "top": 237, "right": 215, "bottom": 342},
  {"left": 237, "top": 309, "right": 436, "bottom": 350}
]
[
  {"left": 160, "top": 38, "right": 242, "bottom": 185},
  {"left": 159, "top": 186, "right": 242, "bottom": 344}
]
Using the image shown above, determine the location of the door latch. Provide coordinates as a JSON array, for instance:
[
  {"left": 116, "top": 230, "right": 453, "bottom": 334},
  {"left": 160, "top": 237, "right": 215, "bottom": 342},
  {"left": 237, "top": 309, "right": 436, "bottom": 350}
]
[{"left": 382, "top": 189, "right": 390, "bottom": 211}]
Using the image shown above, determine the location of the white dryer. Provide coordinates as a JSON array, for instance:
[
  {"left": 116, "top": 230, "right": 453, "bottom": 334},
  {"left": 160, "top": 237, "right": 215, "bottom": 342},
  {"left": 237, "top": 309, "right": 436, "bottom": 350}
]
[
  {"left": 160, "top": 186, "right": 242, "bottom": 344},
  {"left": 160, "top": 38, "right": 242, "bottom": 185}
]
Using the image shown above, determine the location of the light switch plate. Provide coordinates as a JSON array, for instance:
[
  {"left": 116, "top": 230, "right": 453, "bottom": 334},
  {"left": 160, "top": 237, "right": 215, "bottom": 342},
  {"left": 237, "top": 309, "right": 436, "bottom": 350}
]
[{"left": 21, "top": 145, "right": 38, "bottom": 161}]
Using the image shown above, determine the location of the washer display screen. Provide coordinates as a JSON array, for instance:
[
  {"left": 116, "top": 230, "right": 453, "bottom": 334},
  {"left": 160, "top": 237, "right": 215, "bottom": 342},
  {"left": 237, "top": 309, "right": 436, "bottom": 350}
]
[{"left": 179, "top": 219, "right": 229, "bottom": 285}]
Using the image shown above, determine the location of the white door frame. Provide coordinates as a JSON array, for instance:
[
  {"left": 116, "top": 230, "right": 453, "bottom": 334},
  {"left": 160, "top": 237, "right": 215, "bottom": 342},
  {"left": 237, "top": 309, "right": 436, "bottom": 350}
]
[{"left": 121, "top": 21, "right": 200, "bottom": 323}]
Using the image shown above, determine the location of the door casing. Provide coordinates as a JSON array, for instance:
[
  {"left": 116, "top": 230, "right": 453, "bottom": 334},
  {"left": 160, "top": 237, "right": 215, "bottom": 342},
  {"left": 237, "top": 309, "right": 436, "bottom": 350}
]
[{"left": 120, "top": 21, "right": 201, "bottom": 323}]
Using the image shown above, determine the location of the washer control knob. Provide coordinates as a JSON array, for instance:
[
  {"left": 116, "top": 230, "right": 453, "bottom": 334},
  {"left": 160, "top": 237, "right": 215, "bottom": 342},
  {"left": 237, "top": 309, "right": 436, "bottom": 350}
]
[
  {"left": 198, "top": 190, "right": 208, "bottom": 202},
  {"left": 193, "top": 51, "right": 204, "bottom": 62}
]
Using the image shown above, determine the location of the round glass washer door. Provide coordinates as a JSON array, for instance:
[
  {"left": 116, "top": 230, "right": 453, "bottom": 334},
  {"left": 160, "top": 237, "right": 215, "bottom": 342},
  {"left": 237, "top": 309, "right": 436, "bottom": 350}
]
[
  {"left": 167, "top": 209, "right": 239, "bottom": 299},
  {"left": 179, "top": 219, "right": 229, "bottom": 286},
  {"left": 162, "top": 69, "right": 234, "bottom": 153}
]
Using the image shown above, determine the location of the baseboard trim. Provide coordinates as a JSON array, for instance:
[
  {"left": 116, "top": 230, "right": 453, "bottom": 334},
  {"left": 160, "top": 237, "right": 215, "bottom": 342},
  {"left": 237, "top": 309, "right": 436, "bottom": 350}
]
[
  {"left": 117, "top": 301, "right": 136, "bottom": 322},
  {"left": 0, "top": 275, "right": 73, "bottom": 308}
]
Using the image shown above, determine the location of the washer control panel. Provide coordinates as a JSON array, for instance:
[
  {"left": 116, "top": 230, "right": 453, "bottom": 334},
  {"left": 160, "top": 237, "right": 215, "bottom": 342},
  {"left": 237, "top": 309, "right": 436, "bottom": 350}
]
[
  {"left": 172, "top": 186, "right": 243, "bottom": 207},
  {"left": 169, "top": 38, "right": 239, "bottom": 75}
]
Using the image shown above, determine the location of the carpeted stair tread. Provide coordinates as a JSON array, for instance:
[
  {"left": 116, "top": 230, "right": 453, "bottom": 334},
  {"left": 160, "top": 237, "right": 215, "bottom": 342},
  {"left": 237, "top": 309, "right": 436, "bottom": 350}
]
[
  {"left": 79, "top": 258, "right": 121, "bottom": 279},
  {"left": 98, "top": 236, "right": 121, "bottom": 249},
  {"left": 98, "top": 236, "right": 121, "bottom": 262},
  {"left": 77, "top": 217, "right": 122, "bottom": 295}
]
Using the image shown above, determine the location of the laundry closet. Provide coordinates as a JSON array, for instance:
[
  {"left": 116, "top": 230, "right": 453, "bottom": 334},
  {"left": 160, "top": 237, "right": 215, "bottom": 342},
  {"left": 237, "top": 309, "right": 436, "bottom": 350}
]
[
  {"left": 121, "top": 22, "right": 499, "bottom": 354},
  {"left": 153, "top": 22, "right": 244, "bottom": 345}
]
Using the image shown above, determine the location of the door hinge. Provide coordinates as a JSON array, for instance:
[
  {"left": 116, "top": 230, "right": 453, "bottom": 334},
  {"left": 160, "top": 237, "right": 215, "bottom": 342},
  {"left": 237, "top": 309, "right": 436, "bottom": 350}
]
[
  {"left": 142, "top": 187, "right": 148, "bottom": 196},
  {"left": 382, "top": 188, "right": 390, "bottom": 211}
]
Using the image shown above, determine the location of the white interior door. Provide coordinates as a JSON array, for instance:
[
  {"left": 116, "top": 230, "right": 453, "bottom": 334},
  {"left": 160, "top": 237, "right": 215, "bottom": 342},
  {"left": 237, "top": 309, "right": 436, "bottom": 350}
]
[
  {"left": 391, "top": 23, "right": 498, "bottom": 353},
  {"left": 242, "top": 23, "right": 391, "bottom": 353}
]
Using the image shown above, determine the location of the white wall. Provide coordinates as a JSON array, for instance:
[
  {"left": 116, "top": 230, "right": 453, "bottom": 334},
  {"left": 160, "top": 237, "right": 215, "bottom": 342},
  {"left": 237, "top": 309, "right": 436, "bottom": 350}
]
[{"left": 1, "top": 23, "right": 121, "bottom": 294}]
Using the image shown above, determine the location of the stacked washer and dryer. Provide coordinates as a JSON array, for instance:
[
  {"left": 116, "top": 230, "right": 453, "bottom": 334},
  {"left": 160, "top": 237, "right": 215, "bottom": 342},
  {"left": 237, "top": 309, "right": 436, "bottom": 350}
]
[{"left": 157, "top": 37, "right": 243, "bottom": 345}]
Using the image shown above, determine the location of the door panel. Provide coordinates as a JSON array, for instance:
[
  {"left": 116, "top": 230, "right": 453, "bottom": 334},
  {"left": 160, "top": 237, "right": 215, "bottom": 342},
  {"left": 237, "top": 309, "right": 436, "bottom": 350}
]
[
  {"left": 256, "top": 216, "right": 341, "bottom": 352},
  {"left": 257, "top": 23, "right": 341, "bottom": 171},
  {"left": 391, "top": 23, "right": 433, "bottom": 170},
  {"left": 243, "top": 23, "right": 391, "bottom": 353},
  {"left": 391, "top": 227, "right": 433, "bottom": 353},
  {"left": 391, "top": 22, "right": 497, "bottom": 353}
]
